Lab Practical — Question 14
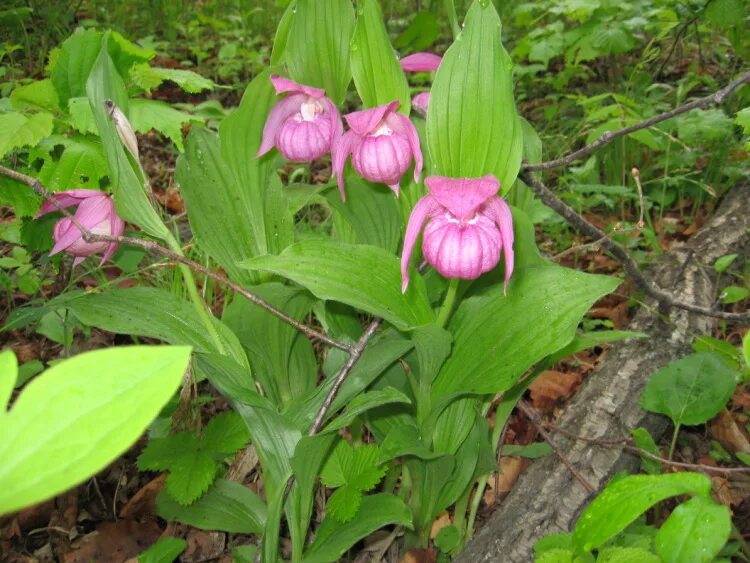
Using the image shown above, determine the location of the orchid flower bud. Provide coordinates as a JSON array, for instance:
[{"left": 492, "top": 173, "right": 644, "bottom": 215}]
[
  {"left": 257, "top": 75, "right": 343, "bottom": 162},
  {"left": 36, "top": 190, "right": 125, "bottom": 267},
  {"left": 400, "top": 52, "right": 442, "bottom": 117},
  {"left": 332, "top": 101, "right": 423, "bottom": 200},
  {"left": 401, "top": 175, "right": 514, "bottom": 293}
]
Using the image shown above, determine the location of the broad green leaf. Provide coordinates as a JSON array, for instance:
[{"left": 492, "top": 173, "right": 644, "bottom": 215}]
[
  {"left": 52, "top": 288, "right": 247, "bottom": 368},
  {"left": 550, "top": 330, "right": 647, "bottom": 364},
  {"left": 137, "top": 537, "right": 187, "bottom": 563},
  {"left": 129, "top": 99, "right": 193, "bottom": 152},
  {"left": 597, "top": 547, "right": 660, "bottom": 563},
  {"left": 129, "top": 63, "right": 216, "bottom": 94},
  {"left": 412, "top": 324, "right": 452, "bottom": 386},
  {"left": 434, "top": 525, "right": 460, "bottom": 553},
  {"left": 640, "top": 352, "right": 737, "bottom": 426},
  {"left": 302, "top": 494, "right": 412, "bottom": 563},
  {"left": 720, "top": 285, "right": 749, "bottom": 304},
  {"left": 177, "top": 127, "right": 283, "bottom": 287},
  {"left": 0, "top": 349, "right": 17, "bottom": 410},
  {"left": 9, "top": 79, "right": 60, "bottom": 112},
  {"left": 744, "top": 332, "right": 750, "bottom": 368},
  {"left": 36, "top": 135, "right": 109, "bottom": 191},
  {"left": 0, "top": 112, "right": 54, "bottom": 158},
  {"left": 67, "top": 97, "right": 97, "bottom": 134},
  {"left": 350, "top": 0, "right": 411, "bottom": 111},
  {"left": 426, "top": 0, "right": 523, "bottom": 193},
  {"left": 223, "top": 284, "right": 316, "bottom": 407},
  {"left": 500, "top": 443, "right": 553, "bottom": 459},
  {"left": 433, "top": 264, "right": 618, "bottom": 398},
  {"left": 86, "top": 34, "right": 169, "bottom": 240},
  {"left": 0, "top": 175, "right": 41, "bottom": 217},
  {"left": 655, "top": 496, "right": 731, "bottom": 563},
  {"left": 285, "top": 0, "right": 355, "bottom": 105},
  {"left": 394, "top": 12, "right": 440, "bottom": 52},
  {"left": 325, "top": 176, "right": 402, "bottom": 254},
  {"left": 242, "top": 240, "right": 434, "bottom": 330},
  {"left": 157, "top": 478, "right": 266, "bottom": 534},
  {"left": 573, "top": 473, "right": 712, "bottom": 552},
  {"left": 322, "top": 387, "right": 411, "bottom": 434},
  {"left": 231, "top": 545, "right": 258, "bottom": 563},
  {"left": 0, "top": 346, "right": 191, "bottom": 515},
  {"left": 380, "top": 424, "right": 443, "bottom": 462},
  {"left": 219, "top": 69, "right": 294, "bottom": 266},
  {"left": 713, "top": 254, "right": 738, "bottom": 273},
  {"left": 630, "top": 428, "right": 661, "bottom": 474},
  {"left": 705, "top": 0, "right": 745, "bottom": 30},
  {"left": 270, "top": 1, "right": 296, "bottom": 65},
  {"left": 50, "top": 29, "right": 103, "bottom": 106}
]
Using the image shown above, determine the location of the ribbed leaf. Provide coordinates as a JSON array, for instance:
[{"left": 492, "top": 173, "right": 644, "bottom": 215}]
[
  {"left": 242, "top": 240, "right": 434, "bottom": 331},
  {"left": 351, "top": 0, "right": 411, "bottom": 111},
  {"left": 426, "top": 0, "right": 523, "bottom": 193},
  {"left": 285, "top": 0, "right": 355, "bottom": 105}
]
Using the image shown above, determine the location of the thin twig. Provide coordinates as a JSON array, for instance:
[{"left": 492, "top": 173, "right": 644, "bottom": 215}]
[
  {"left": 523, "top": 70, "right": 750, "bottom": 172},
  {"left": 542, "top": 421, "right": 750, "bottom": 475},
  {"left": 0, "top": 164, "right": 352, "bottom": 352},
  {"left": 518, "top": 400, "right": 596, "bottom": 493},
  {"left": 520, "top": 170, "right": 750, "bottom": 322}
]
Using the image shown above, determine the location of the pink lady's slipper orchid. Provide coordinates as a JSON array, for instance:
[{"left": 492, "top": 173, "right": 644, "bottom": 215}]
[
  {"left": 36, "top": 190, "right": 125, "bottom": 267},
  {"left": 401, "top": 175, "right": 514, "bottom": 293},
  {"left": 333, "top": 101, "right": 423, "bottom": 199},
  {"left": 257, "top": 75, "right": 342, "bottom": 162},
  {"left": 399, "top": 52, "right": 442, "bottom": 117}
]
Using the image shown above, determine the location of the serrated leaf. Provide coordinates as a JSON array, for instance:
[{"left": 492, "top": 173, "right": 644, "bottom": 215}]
[
  {"left": 137, "top": 432, "right": 200, "bottom": 471},
  {"left": 36, "top": 135, "right": 109, "bottom": 190},
  {"left": 655, "top": 496, "right": 730, "bottom": 563},
  {"left": 129, "top": 63, "right": 216, "bottom": 94},
  {"left": 67, "top": 97, "right": 97, "bottom": 134},
  {"left": 129, "top": 99, "right": 193, "bottom": 152},
  {"left": 325, "top": 484, "right": 362, "bottom": 523},
  {"left": 242, "top": 240, "right": 434, "bottom": 331},
  {"left": 640, "top": 352, "right": 737, "bottom": 426},
  {"left": 0, "top": 112, "right": 54, "bottom": 158},
  {"left": 201, "top": 411, "right": 249, "bottom": 455},
  {"left": 157, "top": 478, "right": 266, "bottom": 534},
  {"left": 285, "top": 0, "right": 354, "bottom": 105},
  {"left": 573, "top": 473, "right": 712, "bottom": 552},
  {"left": 320, "top": 441, "right": 386, "bottom": 497},
  {"left": 0, "top": 176, "right": 41, "bottom": 217},
  {"left": 426, "top": 0, "right": 523, "bottom": 193},
  {"left": 10, "top": 79, "right": 60, "bottom": 113},
  {"left": 350, "top": 0, "right": 411, "bottom": 112},
  {"left": 0, "top": 346, "right": 191, "bottom": 515},
  {"left": 165, "top": 449, "right": 216, "bottom": 505}
]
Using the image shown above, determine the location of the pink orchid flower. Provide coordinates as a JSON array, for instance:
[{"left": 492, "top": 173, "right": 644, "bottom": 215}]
[
  {"left": 401, "top": 175, "right": 514, "bottom": 293},
  {"left": 36, "top": 190, "right": 125, "bottom": 267},
  {"left": 332, "top": 101, "right": 423, "bottom": 199},
  {"left": 257, "top": 75, "right": 342, "bottom": 162},
  {"left": 399, "top": 52, "right": 442, "bottom": 117}
]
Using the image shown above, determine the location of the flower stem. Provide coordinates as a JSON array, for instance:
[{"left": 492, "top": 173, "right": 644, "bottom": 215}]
[
  {"left": 437, "top": 278, "right": 460, "bottom": 328},
  {"left": 166, "top": 237, "right": 226, "bottom": 355}
]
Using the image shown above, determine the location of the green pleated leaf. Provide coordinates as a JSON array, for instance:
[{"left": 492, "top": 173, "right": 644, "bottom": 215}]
[
  {"left": 573, "top": 473, "right": 712, "bottom": 552},
  {"left": 51, "top": 288, "right": 247, "bottom": 368},
  {"left": 426, "top": 0, "right": 523, "bottom": 193},
  {"left": 285, "top": 0, "right": 355, "bottom": 105},
  {"left": 322, "top": 387, "right": 412, "bottom": 434},
  {"left": 433, "top": 263, "right": 618, "bottom": 398},
  {"left": 324, "top": 175, "right": 402, "bottom": 254},
  {"left": 0, "top": 346, "right": 191, "bottom": 515},
  {"left": 241, "top": 240, "right": 434, "bottom": 330},
  {"left": 271, "top": 1, "right": 296, "bottom": 66},
  {"left": 86, "top": 34, "right": 169, "bottom": 240},
  {"left": 157, "top": 478, "right": 267, "bottom": 534},
  {"left": 302, "top": 494, "right": 412, "bottom": 563},
  {"left": 351, "top": 0, "right": 411, "bottom": 111},
  {"left": 0, "top": 349, "right": 18, "bottom": 411}
]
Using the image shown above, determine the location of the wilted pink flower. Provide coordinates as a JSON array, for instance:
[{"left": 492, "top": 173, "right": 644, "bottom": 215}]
[
  {"left": 400, "top": 52, "right": 442, "bottom": 117},
  {"left": 257, "top": 75, "right": 342, "bottom": 162},
  {"left": 37, "top": 190, "right": 125, "bottom": 267},
  {"left": 401, "top": 175, "right": 514, "bottom": 293},
  {"left": 332, "top": 101, "right": 422, "bottom": 199}
]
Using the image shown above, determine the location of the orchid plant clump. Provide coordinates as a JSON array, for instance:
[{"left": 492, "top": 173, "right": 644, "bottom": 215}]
[{"left": 2, "top": 1, "right": 623, "bottom": 561}]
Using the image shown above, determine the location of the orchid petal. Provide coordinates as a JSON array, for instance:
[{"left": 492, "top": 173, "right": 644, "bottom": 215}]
[
  {"left": 257, "top": 93, "right": 306, "bottom": 157},
  {"left": 74, "top": 194, "right": 113, "bottom": 230},
  {"left": 486, "top": 196, "right": 515, "bottom": 293},
  {"left": 332, "top": 131, "right": 357, "bottom": 201},
  {"left": 72, "top": 256, "right": 87, "bottom": 267},
  {"left": 425, "top": 175, "right": 499, "bottom": 221},
  {"left": 324, "top": 98, "right": 344, "bottom": 154},
  {"left": 411, "top": 92, "right": 430, "bottom": 116},
  {"left": 270, "top": 74, "right": 325, "bottom": 98},
  {"left": 50, "top": 219, "right": 83, "bottom": 255},
  {"left": 344, "top": 101, "right": 400, "bottom": 136},
  {"left": 401, "top": 195, "right": 441, "bottom": 293},
  {"left": 36, "top": 190, "right": 102, "bottom": 217},
  {"left": 392, "top": 112, "right": 423, "bottom": 183},
  {"left": 399, "top": 53, "right": 442, "bottom": 72},
  {"left": 388, "top": 183, "right": 400, "bottom": 197}
]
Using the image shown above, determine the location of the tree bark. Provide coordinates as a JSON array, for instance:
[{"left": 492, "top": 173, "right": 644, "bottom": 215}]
[{"left": 457, "top": 184, "right": 750, "bottom": 563}]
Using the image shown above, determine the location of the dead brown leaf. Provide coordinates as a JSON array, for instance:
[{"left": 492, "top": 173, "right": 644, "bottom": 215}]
[
  {"left": 182, "top": 530, "right": 226, "bottom": 563},
  {"left": 429, "top": 511, "right": 451, "bottom": 539},
  {"left": 483, "top": 457, "right": 529, "bottom": 506},
  {"left": 400, "top": 548, "right": 437, "bottom": 563},
  {"left": 119, "top": 474, "right": 166, "bottom": 519},
  {"left": 62, "top": 520, "right": 161, "bottom": 563},
  {"left": 710, "top": 410, "right": 750, "bottom": 454},
  {"left": 529, "top": 370, "right": 583, "bottom": 412}
]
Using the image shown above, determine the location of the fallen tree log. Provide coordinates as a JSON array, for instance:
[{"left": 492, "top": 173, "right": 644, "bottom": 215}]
[{"left": 457, "top": 184, "right": 750, "bottom": 563}]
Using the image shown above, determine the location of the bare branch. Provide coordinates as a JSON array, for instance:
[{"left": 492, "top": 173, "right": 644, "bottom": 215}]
[
  {"left": 523, "top": 71, "right": 750, "bottom": 172},
  {"left": 520, "top": 170, "right": 750, "bottom": 322},
  {"left": 0, "top": 164, "right": 353, "bottom": 352}
]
